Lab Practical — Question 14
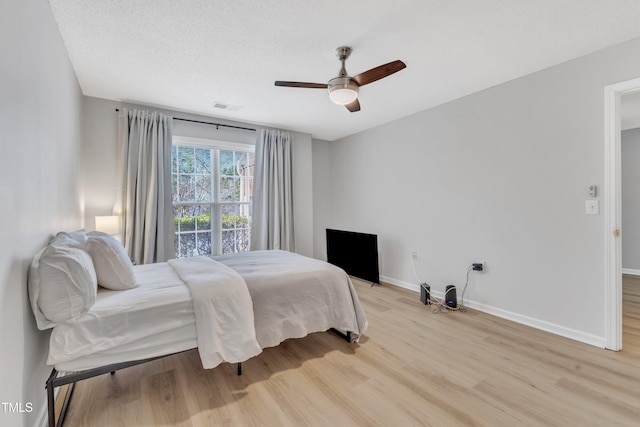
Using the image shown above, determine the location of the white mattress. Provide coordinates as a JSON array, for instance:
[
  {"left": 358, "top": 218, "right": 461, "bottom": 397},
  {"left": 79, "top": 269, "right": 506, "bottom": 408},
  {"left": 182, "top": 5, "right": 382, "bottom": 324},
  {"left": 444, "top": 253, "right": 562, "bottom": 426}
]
[
  {"left": 48, "top": 250, "right": 367, "bottom": 372},
  {"left": 48, "top": 263, "right": 198, "bottom": 371}
]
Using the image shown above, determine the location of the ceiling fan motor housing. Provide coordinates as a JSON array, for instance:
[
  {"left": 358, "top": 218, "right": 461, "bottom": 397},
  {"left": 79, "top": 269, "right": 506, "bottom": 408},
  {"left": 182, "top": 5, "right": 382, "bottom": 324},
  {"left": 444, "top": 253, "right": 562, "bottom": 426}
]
[{"left": 328, "top": 77, "right": 359, "bottom": 105}]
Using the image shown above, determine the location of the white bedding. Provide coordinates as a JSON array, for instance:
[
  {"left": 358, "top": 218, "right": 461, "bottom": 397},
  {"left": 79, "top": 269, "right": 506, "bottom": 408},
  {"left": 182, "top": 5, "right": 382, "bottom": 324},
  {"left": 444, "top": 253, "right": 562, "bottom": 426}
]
[
  {"left": 48, "top": 250, "right": 368, "bottom": 372},
  {"left": 167, "top": 256, "right": 261, "bottom": 368},
  {"left": 213, "top": 250, "right": 368, "bottom": 348},
  {"left": 48, "top": 263, "right": 197, "bottom": 371}
]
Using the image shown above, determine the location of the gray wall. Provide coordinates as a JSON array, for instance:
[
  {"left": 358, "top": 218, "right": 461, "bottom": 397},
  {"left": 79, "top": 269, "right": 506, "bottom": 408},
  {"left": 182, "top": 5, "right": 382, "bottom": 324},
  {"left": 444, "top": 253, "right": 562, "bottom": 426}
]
[
  {"left": 81, "top": 97, "right": 316, "bottom": 257},
  {"left": 314, "top": 37, "right": 640, "bottom": 347},
  {"left": 0, "top": 1, "right": 84, "bottom": 426},
  {"left": 312, "top": 139, "right": 333, "bottom": 260},
  {"left": 622, "top": 128, "right": 640, "bottom": 271}
]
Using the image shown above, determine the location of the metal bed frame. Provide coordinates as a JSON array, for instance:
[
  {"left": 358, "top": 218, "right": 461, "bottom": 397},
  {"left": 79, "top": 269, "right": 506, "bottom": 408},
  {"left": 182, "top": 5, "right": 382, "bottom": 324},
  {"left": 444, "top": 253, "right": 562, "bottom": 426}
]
[{"left": 46, "top": 329, "right": 351, "bottom": 427}]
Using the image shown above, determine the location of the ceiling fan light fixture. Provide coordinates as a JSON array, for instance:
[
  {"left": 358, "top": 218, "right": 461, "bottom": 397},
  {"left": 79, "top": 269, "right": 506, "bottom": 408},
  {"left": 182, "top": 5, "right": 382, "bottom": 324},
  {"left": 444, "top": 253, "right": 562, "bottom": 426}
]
[
  {"left": 328, "top": 77, "right": 359, "bottom": 105},
  {"left": 274, "top": 46, "right": 406, "bottom": 113}
]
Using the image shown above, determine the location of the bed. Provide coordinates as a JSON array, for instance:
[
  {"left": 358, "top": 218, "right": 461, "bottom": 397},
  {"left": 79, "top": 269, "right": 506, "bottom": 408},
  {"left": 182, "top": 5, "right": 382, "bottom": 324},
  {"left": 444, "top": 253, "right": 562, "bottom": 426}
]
[{"left": 29, "top": 231, "right": 368, "bottom": 427}]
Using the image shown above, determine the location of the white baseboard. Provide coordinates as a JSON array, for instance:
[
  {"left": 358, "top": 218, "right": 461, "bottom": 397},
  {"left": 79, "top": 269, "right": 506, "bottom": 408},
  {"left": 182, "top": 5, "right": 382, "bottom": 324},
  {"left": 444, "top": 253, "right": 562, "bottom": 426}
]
[
  {"left": 622, "top": 268, "right": 640, "bottom": 276},
  {"left": 379, "top": 275, "right": 606, "bottom": 348},
  {"left": 380, "top": 275, "right": 420, "bottom": 292}
]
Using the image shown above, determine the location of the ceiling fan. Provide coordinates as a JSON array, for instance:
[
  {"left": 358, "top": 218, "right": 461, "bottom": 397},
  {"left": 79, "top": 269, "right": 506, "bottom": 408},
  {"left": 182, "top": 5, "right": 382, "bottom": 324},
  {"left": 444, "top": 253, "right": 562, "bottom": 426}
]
[{"left": 275, "top": 46, "right": 406, "bottom": 112}]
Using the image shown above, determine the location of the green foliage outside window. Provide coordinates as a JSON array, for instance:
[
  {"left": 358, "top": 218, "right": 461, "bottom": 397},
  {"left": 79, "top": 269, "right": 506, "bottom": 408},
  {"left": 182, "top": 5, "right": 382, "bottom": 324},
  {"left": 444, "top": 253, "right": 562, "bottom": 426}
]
[{"left": 174, "top": 213, "right": 249, "bottom": 230}]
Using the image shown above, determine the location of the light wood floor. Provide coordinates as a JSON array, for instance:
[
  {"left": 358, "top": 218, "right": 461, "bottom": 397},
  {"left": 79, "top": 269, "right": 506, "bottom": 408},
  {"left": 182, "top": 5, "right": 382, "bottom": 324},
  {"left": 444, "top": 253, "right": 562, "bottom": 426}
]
[
  {"left": 623, "top": 274, "right": 640, "bottom": 353},
  {"left": 62, "top": 277, "right": 640, "bottom": 426}
]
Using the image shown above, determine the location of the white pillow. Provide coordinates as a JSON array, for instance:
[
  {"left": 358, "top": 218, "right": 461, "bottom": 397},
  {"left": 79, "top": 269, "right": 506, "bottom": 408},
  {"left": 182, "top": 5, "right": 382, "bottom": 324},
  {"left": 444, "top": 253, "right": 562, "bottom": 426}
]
[
  {"left": 28, "top": 243, "right": 98, "bottom": 329},
  {"left": 85, "top": 231, "right": 137, "bottom": 290},
  {"left": 51, "top": 229, "right": 87, "bottom": 248}
]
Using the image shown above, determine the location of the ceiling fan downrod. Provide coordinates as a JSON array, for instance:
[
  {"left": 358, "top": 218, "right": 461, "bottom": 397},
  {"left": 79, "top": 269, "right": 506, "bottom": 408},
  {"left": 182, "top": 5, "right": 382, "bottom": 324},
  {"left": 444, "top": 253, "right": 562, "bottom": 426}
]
[{"left": 336, "top": 46, "right": 352, "bottom": 77}]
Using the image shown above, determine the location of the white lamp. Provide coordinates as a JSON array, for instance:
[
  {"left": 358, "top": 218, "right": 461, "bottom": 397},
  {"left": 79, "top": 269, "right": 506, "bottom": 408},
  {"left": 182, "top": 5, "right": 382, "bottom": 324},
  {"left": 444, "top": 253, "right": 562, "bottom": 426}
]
[
  {"left": 328, "top": 77, "right": 359, "bottom": 105},
  {"left": 95, "top": 215, "right": 119, "bottom": 236}
]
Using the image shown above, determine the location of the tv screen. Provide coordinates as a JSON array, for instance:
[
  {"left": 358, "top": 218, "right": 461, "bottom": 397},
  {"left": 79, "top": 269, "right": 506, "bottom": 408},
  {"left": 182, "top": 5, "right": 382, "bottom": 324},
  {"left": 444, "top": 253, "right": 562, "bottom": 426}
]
[{"left": 326, "top": 229, "right": 379, "bottom": 284}]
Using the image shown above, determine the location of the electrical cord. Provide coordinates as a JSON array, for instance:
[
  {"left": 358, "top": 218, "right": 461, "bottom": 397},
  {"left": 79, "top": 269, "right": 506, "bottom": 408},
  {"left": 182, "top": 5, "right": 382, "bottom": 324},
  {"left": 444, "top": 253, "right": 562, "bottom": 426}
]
[
  {"left": 460, "top": 265, "right": 472, "bottom": 308},
  {"left": 411, "top": 254, "right": 422, "bottom": 284}
]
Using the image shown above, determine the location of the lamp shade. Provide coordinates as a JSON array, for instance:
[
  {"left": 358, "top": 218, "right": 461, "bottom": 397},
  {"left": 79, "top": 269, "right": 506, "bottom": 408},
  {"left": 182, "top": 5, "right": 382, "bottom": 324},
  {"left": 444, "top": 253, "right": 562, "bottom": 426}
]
[{"left": 95, "top": 215, "right": 119, "bottom": 235}]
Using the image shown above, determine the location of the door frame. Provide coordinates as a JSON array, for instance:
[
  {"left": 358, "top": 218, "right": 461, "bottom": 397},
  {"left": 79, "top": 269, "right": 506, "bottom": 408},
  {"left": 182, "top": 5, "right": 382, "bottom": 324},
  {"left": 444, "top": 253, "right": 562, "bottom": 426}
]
[{"left": 604, "top": 77, "right": 640, "bottom": 350}]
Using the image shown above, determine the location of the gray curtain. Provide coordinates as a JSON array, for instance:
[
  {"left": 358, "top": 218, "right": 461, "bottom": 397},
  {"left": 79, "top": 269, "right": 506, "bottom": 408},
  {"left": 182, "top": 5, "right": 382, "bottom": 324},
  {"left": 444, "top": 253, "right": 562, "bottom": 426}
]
[
  {"left": 251, "top": 129, "right": 295, "bottom": 251},
  {"left": 115, "top": 108, "right": 175, "bottom": 264}
]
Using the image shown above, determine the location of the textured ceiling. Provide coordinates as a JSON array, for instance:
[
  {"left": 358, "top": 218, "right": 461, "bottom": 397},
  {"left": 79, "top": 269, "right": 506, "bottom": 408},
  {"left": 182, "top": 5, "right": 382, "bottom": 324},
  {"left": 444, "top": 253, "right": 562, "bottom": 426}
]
[{"left": 49, "top": 0, "right": 640, "bottom": 141}]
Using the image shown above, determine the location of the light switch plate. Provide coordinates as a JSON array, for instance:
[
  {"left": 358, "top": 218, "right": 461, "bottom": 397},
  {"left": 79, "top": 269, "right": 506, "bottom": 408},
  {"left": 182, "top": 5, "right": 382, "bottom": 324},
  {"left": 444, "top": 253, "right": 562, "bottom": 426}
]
[{"left": 586, "top": 199, "right": 599, "bottom": 215}]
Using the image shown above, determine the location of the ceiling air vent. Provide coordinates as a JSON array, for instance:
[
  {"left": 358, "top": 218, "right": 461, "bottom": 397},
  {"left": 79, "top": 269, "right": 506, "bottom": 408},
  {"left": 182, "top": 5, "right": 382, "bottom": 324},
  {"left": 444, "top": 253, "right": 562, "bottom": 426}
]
[{"left": 213, "top": 102, "right": 242, "bottom": 112}]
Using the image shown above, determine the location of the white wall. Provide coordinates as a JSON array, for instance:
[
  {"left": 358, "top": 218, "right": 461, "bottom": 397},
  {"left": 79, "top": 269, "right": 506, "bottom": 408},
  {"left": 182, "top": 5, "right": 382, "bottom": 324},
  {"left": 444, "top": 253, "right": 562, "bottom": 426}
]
[
  {"left": 318, "top": 37, "right": 640, "bottom": 347},
  {"left": 622, "top": 128, "right": 640, "bottom": 272},
  {"left": 81, "top": 97, "right": 316, "bottom": 257},
  {"left": 0, "top": 1, "right": 84, "bottom": 426}
]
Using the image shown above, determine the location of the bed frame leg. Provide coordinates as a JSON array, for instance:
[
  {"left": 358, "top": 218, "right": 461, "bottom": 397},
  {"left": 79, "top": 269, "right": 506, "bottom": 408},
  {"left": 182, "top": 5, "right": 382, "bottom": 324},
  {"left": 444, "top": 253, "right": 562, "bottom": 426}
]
[
  {"left": 46, "top": 370, "right": 56, "bottom": 427},
  {"left": 237, "top": 363, "right": 242, "bottom": 376},
  {"left": 329, "top": 328, "right": 352, "bottom": 342},
  {"left": 46, "top": 368, "right": 76, "bottom": 427}
]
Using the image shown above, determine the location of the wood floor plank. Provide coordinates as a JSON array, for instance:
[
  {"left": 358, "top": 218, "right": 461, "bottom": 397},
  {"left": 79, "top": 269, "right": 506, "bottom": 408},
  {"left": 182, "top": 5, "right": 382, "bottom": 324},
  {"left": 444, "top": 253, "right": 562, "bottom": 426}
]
[{"left": 61, "top": 276, "right": 640, "bottom": 426}]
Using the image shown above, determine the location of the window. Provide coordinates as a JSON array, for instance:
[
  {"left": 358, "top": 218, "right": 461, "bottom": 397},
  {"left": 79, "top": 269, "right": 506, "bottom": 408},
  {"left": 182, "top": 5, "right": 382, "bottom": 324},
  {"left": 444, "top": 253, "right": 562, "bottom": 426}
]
[{"left": 171, "top": 137, "right": 254, "bottom": 258}]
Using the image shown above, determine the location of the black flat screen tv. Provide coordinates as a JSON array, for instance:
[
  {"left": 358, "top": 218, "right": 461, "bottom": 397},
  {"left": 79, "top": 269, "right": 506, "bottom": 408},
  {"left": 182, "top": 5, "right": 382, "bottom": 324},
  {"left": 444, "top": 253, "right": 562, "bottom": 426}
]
[{"left": 326, "top": 229, "right": 379, "bottom": 284}]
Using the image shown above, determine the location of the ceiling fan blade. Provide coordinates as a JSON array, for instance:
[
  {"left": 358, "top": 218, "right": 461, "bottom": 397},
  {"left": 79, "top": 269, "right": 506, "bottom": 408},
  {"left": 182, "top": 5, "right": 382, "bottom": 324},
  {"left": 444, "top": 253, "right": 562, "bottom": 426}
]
[
  {"left": 275, "top": 81, "right": 328, "bottom": 89},
  {"left": 345, "top": 98, "right": 361, "bottom": 112},
  {"left": 352, "top": 60, "right": 406, "bottom": 86}
]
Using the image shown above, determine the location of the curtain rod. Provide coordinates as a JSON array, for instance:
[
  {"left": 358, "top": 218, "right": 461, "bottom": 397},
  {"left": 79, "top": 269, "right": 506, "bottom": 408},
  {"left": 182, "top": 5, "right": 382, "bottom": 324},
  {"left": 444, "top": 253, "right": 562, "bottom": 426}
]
[{"left": 115, "top": 109, "right": 256, "bottom": 132}]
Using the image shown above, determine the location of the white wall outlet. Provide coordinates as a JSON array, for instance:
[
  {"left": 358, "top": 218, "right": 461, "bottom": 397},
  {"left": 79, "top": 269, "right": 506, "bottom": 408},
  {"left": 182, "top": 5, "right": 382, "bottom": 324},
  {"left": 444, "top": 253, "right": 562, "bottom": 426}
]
[{"left": 586, "top": 199, "right": 599, "bottom": 215}]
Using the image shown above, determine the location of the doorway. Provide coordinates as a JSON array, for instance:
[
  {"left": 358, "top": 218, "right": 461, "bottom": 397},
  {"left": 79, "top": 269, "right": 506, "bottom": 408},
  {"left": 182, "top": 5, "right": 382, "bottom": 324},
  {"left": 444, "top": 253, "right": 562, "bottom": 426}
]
[
  {"left": 604, "top": 77, "right": 640, "bottom": 351},
  {"left": 620, "top": 92, "right": 640, "bottom": 353}
]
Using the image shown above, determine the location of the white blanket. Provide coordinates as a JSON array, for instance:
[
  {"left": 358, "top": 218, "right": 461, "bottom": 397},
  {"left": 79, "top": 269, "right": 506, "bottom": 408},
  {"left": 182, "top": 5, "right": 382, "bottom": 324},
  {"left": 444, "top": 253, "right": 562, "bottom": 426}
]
[
  {"left": 167, "top": 256, "right": 262, "bottom": 369},
  {"left": 213, "top": 250, "right": 368, "bottom": 348}
]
